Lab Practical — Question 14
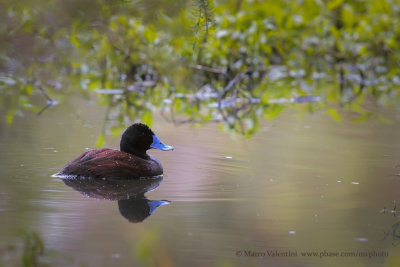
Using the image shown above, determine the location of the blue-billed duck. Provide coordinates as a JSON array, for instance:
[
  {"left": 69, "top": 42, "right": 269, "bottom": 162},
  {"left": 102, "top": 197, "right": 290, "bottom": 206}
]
[{"left": 57, "top": 123, "right": 173, "bottom": 179}]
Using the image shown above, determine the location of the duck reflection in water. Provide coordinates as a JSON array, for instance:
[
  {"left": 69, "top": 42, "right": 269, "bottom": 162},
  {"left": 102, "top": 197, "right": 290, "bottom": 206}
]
[{"left": 62, "top": 175, "right": 170, "bottom": 223}]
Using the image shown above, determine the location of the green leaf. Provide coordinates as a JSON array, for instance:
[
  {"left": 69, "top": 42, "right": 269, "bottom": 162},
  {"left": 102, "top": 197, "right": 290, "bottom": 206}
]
[
  {"left": 327, "top": 0, "right": 344, "bottom": 10},
  {"left": 342, "top": 5, "right": 355, "bottom": 28},
  {"left": 353, "top": 112, "right": 373, "bottom": 122},
  {"left": 96, "top": 133, "right": 105, "bottom": 148},
  {"left": 326, "top": 108, "right": 342, "bottom": 122},
  {"left": 141, "top": 110, "right": 153, "bottom": 126},
  {"left": 6, "top": 109, "right": 16, "bottom": 124},
  {"left": 264, "top": 105, "right": 284, "bottom": 120},
  {"left": 111, "top": 126, "right": 125, "bottom": 137},
  {"left": 70, "top": 34, "right": 80, "bottom": 47}
]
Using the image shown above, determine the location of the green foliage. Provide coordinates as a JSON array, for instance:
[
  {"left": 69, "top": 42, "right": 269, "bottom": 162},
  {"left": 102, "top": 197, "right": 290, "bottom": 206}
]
[
  {"left": 132, "top": 228, "right": 175, "bottom": 267},
  {"left": 326, "top": 108, "right": 342, "bottom": 123},
  {"left": 0, "top": 230, "right": 85, "bottom": 267},
  {"left": 134, "top": 230, "right": 158, "bottom": 266},
  {"left": 1, "top": 0, "right": 400, "bottom": 137},
  {"left": 192, "top": 0, "right": 215, "bottom": 47},
  {"left": 96, "top": 133, "right": 106, "bottom": 148},
  {"left": 20, "top": 231, "right": 45, "bottom": 267}
]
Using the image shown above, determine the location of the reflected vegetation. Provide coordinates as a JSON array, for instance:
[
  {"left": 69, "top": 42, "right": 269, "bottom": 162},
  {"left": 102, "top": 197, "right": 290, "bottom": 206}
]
[
  {"left": 383, "top": 221, "right": 400, "bottom": 247},
  {"left": 1, "top": 0, "right": 400, "bottom": 137},
  {"left": 62, "top": 176, "right": 170, "bottom": 223},
  {"left": 382, "top": 202, "right": 400, "bottom": 246},
  {"left": 0, "top": 230, "right": 78, "bottom": 267}
]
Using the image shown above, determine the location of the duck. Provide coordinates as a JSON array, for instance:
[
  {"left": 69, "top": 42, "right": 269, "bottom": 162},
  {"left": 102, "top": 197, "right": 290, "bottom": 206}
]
[{"left": 57, "top": 123, "right": 173, "bottom": 179}]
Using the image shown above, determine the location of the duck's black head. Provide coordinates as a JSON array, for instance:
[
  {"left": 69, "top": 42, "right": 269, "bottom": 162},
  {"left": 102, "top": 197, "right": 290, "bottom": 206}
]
[{"left": 120, "top": 123, "right": 173, "bottom": 158}]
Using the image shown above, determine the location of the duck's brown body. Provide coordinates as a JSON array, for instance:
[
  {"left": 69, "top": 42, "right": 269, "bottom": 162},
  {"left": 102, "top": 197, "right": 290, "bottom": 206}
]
[{"left": 58, "top": 148, "right": 163, "bottom": 179}]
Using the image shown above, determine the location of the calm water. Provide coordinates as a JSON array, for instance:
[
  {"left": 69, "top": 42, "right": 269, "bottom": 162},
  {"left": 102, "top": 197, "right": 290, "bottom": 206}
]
[{"left": 1, "top": 95, "right": 400, "bottom": 266}]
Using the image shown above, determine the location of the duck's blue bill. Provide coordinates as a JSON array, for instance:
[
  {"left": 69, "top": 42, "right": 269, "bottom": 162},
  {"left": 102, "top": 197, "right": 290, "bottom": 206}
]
[
  {"left": 150, "top": 135, "right": 174, "bottom": 151},
  {"left": 148, "top": 200, "right": 171, "bottom": 215}
]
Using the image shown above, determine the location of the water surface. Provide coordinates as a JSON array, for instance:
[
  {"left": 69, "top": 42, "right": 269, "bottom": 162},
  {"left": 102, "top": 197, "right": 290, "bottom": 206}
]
[{"left": 1, "top": 95, "right": 400, "bottom": 266}]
